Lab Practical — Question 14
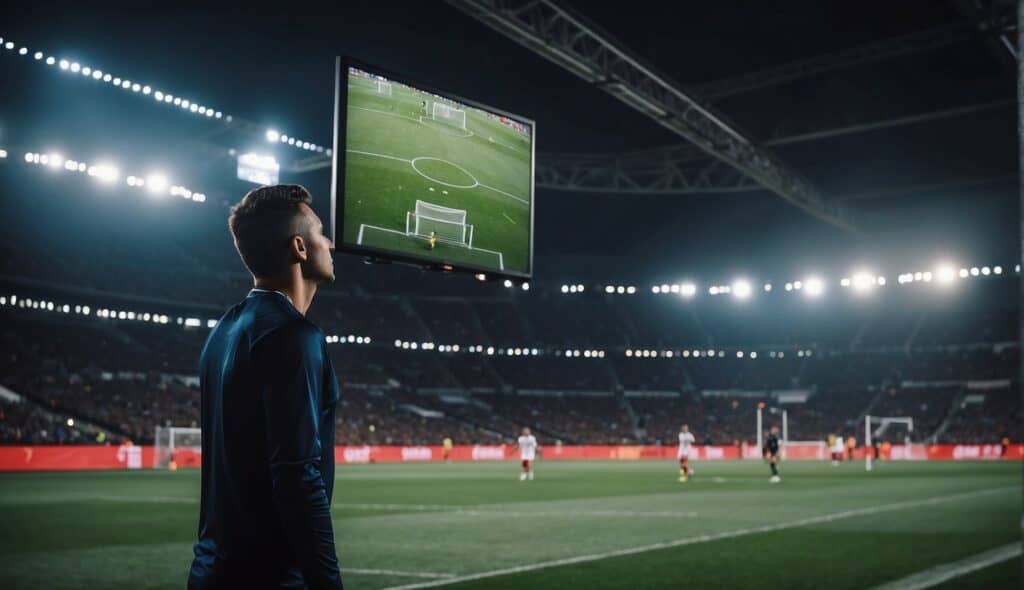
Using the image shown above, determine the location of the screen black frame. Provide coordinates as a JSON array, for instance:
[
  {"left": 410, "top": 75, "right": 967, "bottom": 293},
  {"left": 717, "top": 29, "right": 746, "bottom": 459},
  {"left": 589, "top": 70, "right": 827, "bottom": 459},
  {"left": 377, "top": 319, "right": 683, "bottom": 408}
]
[{"left": 331, "top": 56, "right": 536, "bottom": 280}]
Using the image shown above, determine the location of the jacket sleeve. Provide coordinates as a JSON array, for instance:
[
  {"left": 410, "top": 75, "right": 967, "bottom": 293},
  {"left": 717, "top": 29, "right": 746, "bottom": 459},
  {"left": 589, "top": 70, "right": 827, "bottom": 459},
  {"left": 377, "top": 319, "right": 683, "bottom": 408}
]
[{"left": 254, "top": 323, "right": 343, "bottom": 590}]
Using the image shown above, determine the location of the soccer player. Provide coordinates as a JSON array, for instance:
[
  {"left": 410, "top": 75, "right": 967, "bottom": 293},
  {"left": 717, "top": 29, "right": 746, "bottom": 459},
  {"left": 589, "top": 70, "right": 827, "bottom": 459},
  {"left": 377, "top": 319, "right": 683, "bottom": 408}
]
[
  {"left": 442, "top": 436, "right": 453, "bottom": 463},
  {"left": 677, "top": 424, "right": 696, "bottom": 482},
  {"left": 763, "top": 425, "right": 781, "bottom": 483},
  {"left": 428, "top": 231, "right": 437, "bottom": 250},
  {"left": 846, "top": 435, "right": 856, "bottom": 462},
  {"left": 188, "top": 185, "right": 343, "bottom": 590},
  {"left": 830, "top": 434, "right": 845, "bottom": 466},
  {"left": 517, "top": 427, "right": 538, "bottom": 481}
]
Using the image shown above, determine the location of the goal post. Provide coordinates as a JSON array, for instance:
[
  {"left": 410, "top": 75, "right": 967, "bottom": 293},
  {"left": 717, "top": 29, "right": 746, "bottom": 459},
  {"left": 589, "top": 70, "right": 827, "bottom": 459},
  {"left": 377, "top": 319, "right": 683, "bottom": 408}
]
[
  {"left": 375, "top": 80, "right": 392, "bottom": 96},
  {"left": 865, "top": 415, "right": 914, "bottom": 471},
  {"left": 154, "top": 426, "right": 202, "bottom": 469},
  {"left": 406, "top": 200, "right": 474, "bottom": 248},
  {"left": 430, "top": 102, "right": 467, "bottom": 129}
]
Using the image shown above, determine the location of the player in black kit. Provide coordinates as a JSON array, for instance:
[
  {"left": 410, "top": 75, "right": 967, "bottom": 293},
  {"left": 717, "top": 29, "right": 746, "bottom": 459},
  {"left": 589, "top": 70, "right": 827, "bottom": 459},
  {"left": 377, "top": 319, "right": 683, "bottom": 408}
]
[{"left": 763, "top": 426, "right": 781, "bottom": 483}]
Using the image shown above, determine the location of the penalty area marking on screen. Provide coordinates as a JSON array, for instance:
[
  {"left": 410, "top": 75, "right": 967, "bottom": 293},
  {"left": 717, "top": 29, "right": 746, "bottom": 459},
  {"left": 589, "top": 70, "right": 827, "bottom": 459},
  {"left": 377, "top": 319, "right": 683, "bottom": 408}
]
[
  {"left": 380, "top": 486, "right": 1020, "bottom": 590},
  {"left": 356, "top": 224, "right": 504, "bottom": 270}
]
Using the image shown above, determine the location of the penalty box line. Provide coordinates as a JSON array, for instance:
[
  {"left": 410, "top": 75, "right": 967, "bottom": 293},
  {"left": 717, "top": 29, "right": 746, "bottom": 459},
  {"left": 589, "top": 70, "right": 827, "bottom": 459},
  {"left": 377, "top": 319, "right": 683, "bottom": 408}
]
[
  {"left": 381, "top": 486, "right": 1019, "bottom": 590},
  {"left": 357, "top": 224, "right": 504, "bottom": 271}
]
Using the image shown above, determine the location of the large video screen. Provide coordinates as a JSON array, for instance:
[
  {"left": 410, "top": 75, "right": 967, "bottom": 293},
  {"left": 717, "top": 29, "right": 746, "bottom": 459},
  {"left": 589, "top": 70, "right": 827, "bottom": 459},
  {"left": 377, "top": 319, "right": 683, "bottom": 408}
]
[{"left": 331, "top": 58, "right": 534, "bottom": 278}]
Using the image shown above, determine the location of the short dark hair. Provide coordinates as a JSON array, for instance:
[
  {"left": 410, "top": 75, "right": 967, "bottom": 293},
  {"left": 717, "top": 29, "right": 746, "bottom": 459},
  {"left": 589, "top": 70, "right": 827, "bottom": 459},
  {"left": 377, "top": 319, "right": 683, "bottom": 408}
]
[{"left": 228, "top": 184, "right": 313, "bottom": 278}]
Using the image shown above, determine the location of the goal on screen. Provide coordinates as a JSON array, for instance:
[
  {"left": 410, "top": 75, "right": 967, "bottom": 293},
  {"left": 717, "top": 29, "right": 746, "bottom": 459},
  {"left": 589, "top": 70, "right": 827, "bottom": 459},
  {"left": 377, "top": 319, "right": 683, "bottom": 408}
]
[
  {"left": 431, "top": 102, "right": 466, "bottom": 129},
  {"left": 154, "top": 426, "right": 201, "bottom": 470},
  {"left": 406, "top": 200, "right": 475, "bottom": 248},
  {"left": 376, "top": 80, "right": 392, "bottom": 96}
]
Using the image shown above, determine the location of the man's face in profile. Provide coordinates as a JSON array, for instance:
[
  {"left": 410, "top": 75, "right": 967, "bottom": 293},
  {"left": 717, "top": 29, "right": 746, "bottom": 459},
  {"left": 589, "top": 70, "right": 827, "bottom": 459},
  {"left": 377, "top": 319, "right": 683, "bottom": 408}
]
[{"left": 298, "top": 203, "right": 335, "bottom": 284}]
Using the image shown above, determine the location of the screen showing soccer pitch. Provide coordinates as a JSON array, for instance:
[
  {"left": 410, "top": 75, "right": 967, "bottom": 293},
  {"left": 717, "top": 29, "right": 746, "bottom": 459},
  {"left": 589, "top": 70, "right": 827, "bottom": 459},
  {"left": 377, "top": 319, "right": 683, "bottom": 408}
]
[{"left": 332, "top": 58, "right": 535, "bottom": 278}]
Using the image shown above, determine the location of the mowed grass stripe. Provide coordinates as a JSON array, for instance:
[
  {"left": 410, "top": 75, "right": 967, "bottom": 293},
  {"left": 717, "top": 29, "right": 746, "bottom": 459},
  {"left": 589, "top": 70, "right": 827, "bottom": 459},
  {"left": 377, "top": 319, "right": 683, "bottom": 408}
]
[{"left": 381, "top": 487, "right": 1019, "bottom": 590}]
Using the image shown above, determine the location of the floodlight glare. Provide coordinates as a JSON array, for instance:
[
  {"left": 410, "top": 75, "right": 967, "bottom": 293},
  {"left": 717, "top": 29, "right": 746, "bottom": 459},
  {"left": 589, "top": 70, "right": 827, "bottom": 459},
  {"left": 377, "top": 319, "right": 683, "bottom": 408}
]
[
  {"left": 935, "top": 265, "right": 956, "bottom": 284},
  {"left": 993, "top": 266, "right": 1002, "bottom": 275},
  {"left": 731, "top": 280, "right": 751, "bottom": 299},
  {"left": 145, "top": 173, "right": 169, "bottom": 194},
  {"left": 981, "top": 266, "right": 991, "bottom": 276},
  {"left": 680, "top": 283, "right": 696, "bottom": 297},
  {"left": 265, "top": 129, "right": 280, "bottom": 142},
  {"left": 852, "top": 272, "right": 875, "bottom": 292},
  {"left": 804, "top": 277, "right": 824, "bottom": 297}
]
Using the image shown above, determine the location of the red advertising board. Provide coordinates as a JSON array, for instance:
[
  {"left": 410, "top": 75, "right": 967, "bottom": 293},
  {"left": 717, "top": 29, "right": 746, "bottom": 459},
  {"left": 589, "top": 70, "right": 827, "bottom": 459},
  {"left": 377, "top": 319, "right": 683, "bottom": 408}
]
[{"left": 0, "top": 444, "right": 1020, "bottom": 471}]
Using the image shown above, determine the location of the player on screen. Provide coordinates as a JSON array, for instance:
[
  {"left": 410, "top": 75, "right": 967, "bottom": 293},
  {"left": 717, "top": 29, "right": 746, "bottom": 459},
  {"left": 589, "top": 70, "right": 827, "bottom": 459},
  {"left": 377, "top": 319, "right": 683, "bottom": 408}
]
[
  {"left": 763, "top": 425, "right": 781, "bottom": 483},
  {"left": 677, "top": 424, "right": 696, "bottom": 482},
  {"left": 428, "top": 231, "right": 437, "bottom": 250},
  {"left": 517, "top": 427, "right": 538, "bottom": 481},
  {"left": 442, "top": 436, "right": 453, "bottom": 463}
]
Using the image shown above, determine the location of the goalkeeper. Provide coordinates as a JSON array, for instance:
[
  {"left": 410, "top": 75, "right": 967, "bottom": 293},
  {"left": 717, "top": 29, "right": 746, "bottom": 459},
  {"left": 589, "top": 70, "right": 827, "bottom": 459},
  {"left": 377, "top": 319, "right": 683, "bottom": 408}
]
[
  {"left": 428, "top": 231, "right": 437, "bottom": 250},
  {"left": 763, "top": 426, "right": 781, "bottom": 483}
]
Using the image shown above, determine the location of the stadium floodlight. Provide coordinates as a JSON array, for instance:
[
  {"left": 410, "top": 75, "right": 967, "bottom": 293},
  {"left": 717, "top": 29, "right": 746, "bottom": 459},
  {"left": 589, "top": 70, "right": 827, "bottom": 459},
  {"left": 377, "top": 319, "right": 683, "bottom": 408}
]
[
  {"left": 45, "top": 56, "right": 54, "bottom": 65},
  {"left": 0, "top": 149, "right": 5, "bottom": 159},
  {"left": 804, "top": 277, "right": 823, "bottom": 297},
  {"left": 651, "top": 286, "right": 660, "bottom": 294},
  {"left": 18, "top": 47, "right": 27, "bottom": 55},
  {"left": 750, "top": 351, "right": 758, "bottom": 359},
  {"left": 562, "top": 285, "right": 570, "bottom": 293},
  {"left": 90, "top": 164, "right": 119, "bottom": 183},
  {"left": 604, "top": 285, "right": 614, "bottom": 294},
  {"left": 145, "top": 173, "right": 169, "bottom": 195},
  {"left": 969, "top": 267, "right": 979, "bottom": 276},
  {"left": 626, "top": 286, "right": 636, "bottom": 294},
  {"left": 504, "top": 279, "right": 513, "bottom": 288},
  {"left": 993, "top": 266, "right": 1002, "bottom": 275},
  {"left": 680, "top": 283, "right": 696, "bottom": 297},
  {"left": 852, "top": 272, "right": 876, "bottom": 292},
  {"left": 981, "top": 266, "right": 991, "bottom": 276},
  {"left": 784, "top": 282, "right": 793, "bottom": 291},
  {"left": 576, "top": 284, "right": 584, "bottom": 292},
  {"left": 70, "top": 62, "right": 80, "bottom": 72},
  {"left": 935, "top": 265, "right": 956, "bottom": 284},
  {"left": 763, "top": 283, "right": 772, "bottom": 292},
  {"left": 732, "top": 280, "right": 752, "bottom": 299},
  {"left": 736, "top": 351, "right": 744, "bottom": 358},
  {"left": 521, "top": 282, "right": 530, "bottom": 291},
  {"left": 616, "top": 286, "right": 625, "bottom": 294},
  {"left": 33, "top": 51, "right": 42, "bottom": 60},
  {"left": 709, "top": 286, "right": 719, "bottom": 295}
]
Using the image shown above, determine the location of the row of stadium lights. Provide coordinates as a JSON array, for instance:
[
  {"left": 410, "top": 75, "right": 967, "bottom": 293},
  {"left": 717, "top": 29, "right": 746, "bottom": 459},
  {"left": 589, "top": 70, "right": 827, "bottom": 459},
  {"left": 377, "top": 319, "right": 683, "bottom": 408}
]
[
  {"left": 20, "top": 150, "right": 206, "bottom": 202},
  {"left": 647, "top": 264, "right": 1018, "bottom": 301},
  {"left": 1, "top": 38, "right": 226, "bottom": 121},
  {"left": 626, "top": 348, "right": 813, "bottom": 359},
  {"left": 0, "top": 292, "right": 840, "bottom": 361},
  {"left": 0, "top": 294, "right": 379, "bottom": 343},
  {"left": 0, "top": 35, "right": 328, "bottom": 156}
]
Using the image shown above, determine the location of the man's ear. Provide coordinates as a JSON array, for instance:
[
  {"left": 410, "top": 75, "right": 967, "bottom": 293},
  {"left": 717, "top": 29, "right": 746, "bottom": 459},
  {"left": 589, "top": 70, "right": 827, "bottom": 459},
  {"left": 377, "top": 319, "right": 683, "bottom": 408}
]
[{"left": 289, "top": 235, "right": 309, "bottom": 262}]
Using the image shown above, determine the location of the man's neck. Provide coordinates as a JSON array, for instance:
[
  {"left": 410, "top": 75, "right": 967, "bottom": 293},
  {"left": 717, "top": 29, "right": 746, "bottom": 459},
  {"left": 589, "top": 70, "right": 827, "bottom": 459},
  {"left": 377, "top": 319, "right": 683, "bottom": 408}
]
[{"left": 253, "top": 274, "right": 317, "bottom": 316}]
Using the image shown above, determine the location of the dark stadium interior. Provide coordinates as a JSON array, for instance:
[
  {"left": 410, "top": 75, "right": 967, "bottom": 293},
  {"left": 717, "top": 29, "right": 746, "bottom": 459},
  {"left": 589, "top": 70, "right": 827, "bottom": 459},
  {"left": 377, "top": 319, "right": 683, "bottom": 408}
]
[{"left": 0, "top": 0, "right": 1019, "bottom": 454}]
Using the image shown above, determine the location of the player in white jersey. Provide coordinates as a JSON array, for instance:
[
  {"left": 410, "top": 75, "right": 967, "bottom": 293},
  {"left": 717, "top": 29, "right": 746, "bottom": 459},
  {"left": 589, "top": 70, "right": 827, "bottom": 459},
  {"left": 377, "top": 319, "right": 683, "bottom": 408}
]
[
  {"left": 517, "top": 427, "right": 538, "bottom": 481},
  {"left": 677, "top": 424, "right": 696, "bottom": 482}
]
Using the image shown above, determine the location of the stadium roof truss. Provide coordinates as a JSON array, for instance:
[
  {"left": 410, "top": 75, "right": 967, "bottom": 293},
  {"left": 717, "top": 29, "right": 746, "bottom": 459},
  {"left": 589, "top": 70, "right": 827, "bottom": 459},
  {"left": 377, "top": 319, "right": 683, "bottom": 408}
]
[{"left": 445, "top": 0, "right": 858, "bottom": 232}]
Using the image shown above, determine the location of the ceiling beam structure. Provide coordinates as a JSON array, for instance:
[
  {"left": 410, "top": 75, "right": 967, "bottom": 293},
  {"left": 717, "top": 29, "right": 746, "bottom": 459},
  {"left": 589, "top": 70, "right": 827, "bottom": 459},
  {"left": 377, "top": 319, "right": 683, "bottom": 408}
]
[{"left": 445, "top": 0, "right": 857, "bottom": 232}]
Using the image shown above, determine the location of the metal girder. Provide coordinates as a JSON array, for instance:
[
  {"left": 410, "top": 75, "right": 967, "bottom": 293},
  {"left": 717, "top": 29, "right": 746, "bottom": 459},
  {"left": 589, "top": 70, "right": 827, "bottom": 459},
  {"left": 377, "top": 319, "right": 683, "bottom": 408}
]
[
  {"left": 694, "top": 25, "right": 977, "bottom": 100},
  {"left": 446, "top": 0, "right": 857, "bottom": 231}
]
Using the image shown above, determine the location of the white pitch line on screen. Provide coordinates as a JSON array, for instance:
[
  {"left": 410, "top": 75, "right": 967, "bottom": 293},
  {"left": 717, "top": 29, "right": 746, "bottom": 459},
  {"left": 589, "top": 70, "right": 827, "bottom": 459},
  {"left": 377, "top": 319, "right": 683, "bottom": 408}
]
[
  {"left": 502, "top": 212, "right": 516, "bottom": 225},
  {"left": 346, "top": 149, "right": 412, "bottom": 163},
  {"left": 349, "top": 105, "right": 421, "bottom": 124},
  {"left": 356, "top": 224, "right": 505, "bottom": 270},
  {"left": 479, "top": 183, "right": 529, "bottom": 206},
  {"left": 380, "top": 486, "right": 1020, "bottom": 590}
]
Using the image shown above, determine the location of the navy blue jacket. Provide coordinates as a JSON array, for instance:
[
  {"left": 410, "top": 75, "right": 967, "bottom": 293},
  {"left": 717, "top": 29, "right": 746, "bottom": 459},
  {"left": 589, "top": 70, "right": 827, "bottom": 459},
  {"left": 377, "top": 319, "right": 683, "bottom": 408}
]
[{"left": 188, "top": 290, "right": 343, "bottom": 589}]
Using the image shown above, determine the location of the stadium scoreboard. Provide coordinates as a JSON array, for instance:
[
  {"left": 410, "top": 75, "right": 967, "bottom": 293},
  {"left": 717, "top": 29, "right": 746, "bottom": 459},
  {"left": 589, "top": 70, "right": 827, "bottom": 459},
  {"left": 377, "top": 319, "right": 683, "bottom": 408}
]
[{"left": 331, "top": 56, "right": 535, "bottom": 281}]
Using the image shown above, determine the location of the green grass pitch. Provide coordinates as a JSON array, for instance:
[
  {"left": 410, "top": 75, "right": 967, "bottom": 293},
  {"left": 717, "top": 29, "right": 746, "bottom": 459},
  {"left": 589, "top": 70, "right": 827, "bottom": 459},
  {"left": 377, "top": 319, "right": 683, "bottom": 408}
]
[
  {"left": 0, "top": 460, "right": 1020, "bottom": 589},
  {"left": 342, "top": 71, "right": 532, "bottom": 274}
]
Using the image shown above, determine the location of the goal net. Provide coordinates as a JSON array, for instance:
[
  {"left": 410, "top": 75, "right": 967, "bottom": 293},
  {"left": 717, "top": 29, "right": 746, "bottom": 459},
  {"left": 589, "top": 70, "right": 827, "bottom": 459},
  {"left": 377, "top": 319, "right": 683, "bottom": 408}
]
[
  {"left": 376, "top": 80, "right": 392, "bottom": 96},
  {"left": 406, "top": 200, "right": 474, "bottom": 248},
  {"left": 430, "top": 102, "right": 467, "bottom": 129},
  {"left": 864, "top": 415, "right": 916, "bottom": 471},
  {"left": 154, "top": 426, "right": 202, "bottom": 469}
]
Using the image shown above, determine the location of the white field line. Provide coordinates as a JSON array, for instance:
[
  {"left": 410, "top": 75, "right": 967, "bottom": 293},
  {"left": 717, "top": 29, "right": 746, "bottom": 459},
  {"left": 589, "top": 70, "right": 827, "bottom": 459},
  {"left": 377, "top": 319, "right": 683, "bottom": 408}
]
[
  {"left": 381, "top": 486, "right": 1019, "bottom": 590},
  {"left": 501, "top": 212, "right": 516, "bottom": 225},
  {"left": 356, "top": 225, "right": 504, "bottom": 270},
  {"left": 335, "top": 503, "right": 697, "bottom": 519},
  {"left": 346, "top": 149, "right": 412, "bottom": 163},
  {"left": 869, "top": 542, "right": 1022, "bottom": 590},
  {"left": 342, "top": 568, "right": 455, "bottom": 579},
  {"left": 478, "top": 183, "right": 529, "bottom": 206},
  {"left": 350, "top": 105, "right": 422, "bottom": 124}
]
